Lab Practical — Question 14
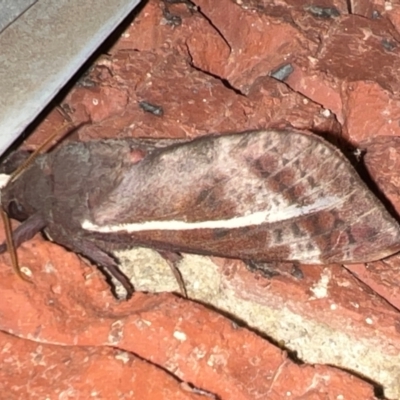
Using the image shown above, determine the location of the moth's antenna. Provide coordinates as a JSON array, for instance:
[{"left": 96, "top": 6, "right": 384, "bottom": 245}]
[{"left": 0, "top": 208, "right": 32, "bottom": 282}]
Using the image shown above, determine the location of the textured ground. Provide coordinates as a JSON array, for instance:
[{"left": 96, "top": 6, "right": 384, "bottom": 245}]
[{"left": 2, "top": 0, "right": 400, "bottom": 398}]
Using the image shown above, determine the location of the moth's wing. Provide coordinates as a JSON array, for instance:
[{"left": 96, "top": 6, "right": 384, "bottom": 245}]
[
  {"left": 123, "top": 137, "right": 193, "bottom": 151},
  {"left": 84, "top": 130, "right": 400, "bottom": 264}
]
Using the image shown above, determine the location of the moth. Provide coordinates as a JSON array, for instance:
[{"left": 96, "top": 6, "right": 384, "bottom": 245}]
[{"left": 1, "top": 129, "right": 400, "bottom": 294}]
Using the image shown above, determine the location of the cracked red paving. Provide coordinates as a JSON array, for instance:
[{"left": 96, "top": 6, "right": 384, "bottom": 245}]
[{"left": 2, "top": 0, "right": 400, "bottom": 398}]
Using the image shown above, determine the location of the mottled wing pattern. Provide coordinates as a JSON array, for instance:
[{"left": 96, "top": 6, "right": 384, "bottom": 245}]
[{"left": 83, "top": 129, "right": 400, "bottom": 264}]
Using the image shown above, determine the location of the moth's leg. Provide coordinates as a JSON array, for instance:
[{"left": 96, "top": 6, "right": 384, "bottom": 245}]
[
  {"left": 157, "top": 250, "right": 187, "bottom": 298},
  {"left": 69, "top": 239, "right": 134, "bottom": 297},
  {"left": 245, "top": 261, "right": 304, "bottom": 280},
  {"left": 0, "top": 213, "right": 47, "bottom": 253}
]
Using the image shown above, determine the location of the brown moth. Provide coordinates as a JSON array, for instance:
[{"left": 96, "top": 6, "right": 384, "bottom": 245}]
[{"left": 1, "top": 129, "right": 400, "bottom": 294}]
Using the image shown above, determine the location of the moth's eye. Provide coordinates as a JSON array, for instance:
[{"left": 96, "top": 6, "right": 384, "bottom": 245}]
[{"left": 8, "top": 200, "right": 27, "bottom": 220}]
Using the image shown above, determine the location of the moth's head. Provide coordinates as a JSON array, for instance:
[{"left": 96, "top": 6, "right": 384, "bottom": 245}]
[
  {"left": 0, "top": 151, "right": 49, "bottom": 221},
  {"left": 1, "top": 177, "right": 32, "bottom": 221},
  {"left": 0, "top": 150, "right": 30, "bottom": 220}
]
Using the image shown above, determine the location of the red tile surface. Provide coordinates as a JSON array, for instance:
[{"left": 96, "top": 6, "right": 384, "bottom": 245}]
[{"left": 3, "top": 0, "right": 400, "bottom": 398}]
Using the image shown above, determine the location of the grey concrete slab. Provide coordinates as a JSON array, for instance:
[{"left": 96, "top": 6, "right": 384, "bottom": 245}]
[{"left": 0, "top": 0, "right": 142, "bottom": 156}]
